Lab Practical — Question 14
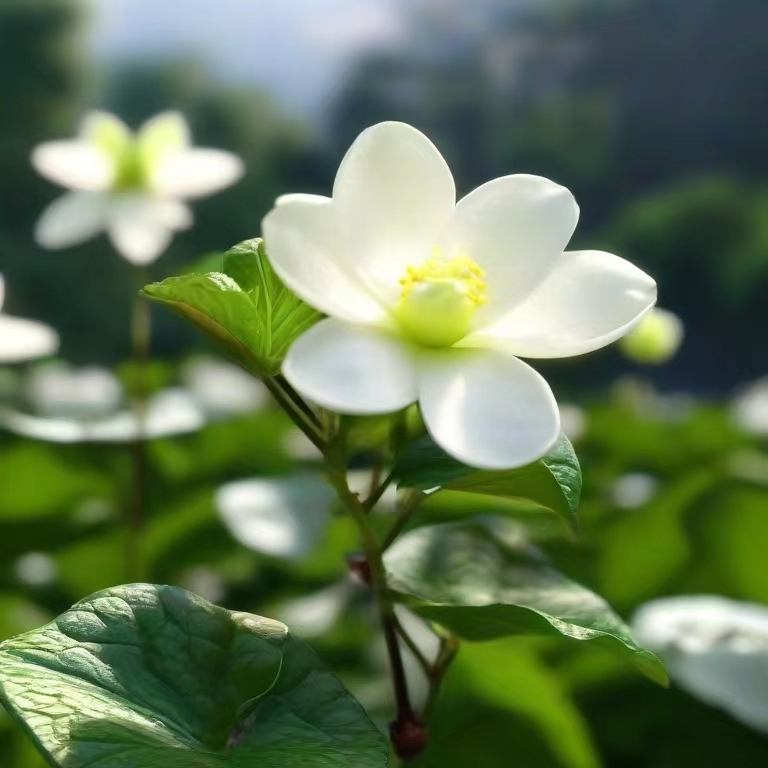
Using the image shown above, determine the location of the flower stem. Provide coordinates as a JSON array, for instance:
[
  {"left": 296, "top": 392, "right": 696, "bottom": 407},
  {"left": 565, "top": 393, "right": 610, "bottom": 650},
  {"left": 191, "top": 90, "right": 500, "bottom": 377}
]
[
  {"left": 382, "top": 491, "right": 424, "bottom": 551},
  {"left": 422, "top": 633, "right": 460, "bottom": 722},
  {"left": 128, "top": 267, "right": 151, "bottom": 581},
  {"left": 264, "top": 377, "right": 325, "bottom": 451},
  {"left": 325, "top": 465, "right": 415, "bottom": 725}
]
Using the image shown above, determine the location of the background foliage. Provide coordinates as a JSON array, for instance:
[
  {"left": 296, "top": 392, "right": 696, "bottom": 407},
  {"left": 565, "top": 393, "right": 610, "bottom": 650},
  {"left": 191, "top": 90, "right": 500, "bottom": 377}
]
[{"left": 1, "top": 0, "right": 767, "bottom": 766}]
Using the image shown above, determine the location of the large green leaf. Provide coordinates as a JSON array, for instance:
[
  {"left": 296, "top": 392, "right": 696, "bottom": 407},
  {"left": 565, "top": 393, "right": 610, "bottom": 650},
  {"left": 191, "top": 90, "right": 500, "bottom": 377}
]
[
  {"left": 142, "top": 239, "right": 320, "bottom": 377},
  {"left": 396, "top": 434, "right": 581, "bottom": 524},
  {"left": 0, "top": 584, "right": 387, "bottom": 768},
  {"left": 384, "top": 521, "right": 667, "bottom": 686}
]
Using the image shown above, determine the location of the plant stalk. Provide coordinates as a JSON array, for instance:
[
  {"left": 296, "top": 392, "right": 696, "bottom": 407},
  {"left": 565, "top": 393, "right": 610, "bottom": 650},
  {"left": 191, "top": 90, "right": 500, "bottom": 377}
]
[{"left": 128, "top": 267, "right": 151, "bottom": 581}]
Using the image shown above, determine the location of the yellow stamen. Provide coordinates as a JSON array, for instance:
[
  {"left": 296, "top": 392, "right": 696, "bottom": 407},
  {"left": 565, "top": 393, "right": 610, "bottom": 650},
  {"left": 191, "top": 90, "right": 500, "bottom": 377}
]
[{"left": 395, "top": 251, "right": 487, "bottom": 348}]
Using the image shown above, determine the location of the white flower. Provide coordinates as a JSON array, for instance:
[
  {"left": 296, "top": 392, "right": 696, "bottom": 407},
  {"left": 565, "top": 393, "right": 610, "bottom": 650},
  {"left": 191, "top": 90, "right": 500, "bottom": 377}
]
[
  {"left": 632, "top": 596, "right": 768, "bottom": 733},
  {"left": 0, "top": 274, "right": 59, "bottom": 364},
  {"left": 1, "top": 385, "right": 205, "bottom": 443},
  {"left": 182, "top": 356, "right": 268, "bottom": 418},
  {"left": 733, "top": 378, "right": 768, "bottom": 436},
  {"left": 215, "top": 474, "right": 334, "bottom": 559},
  {"left": 618, "top": 307, "right": 684, "bottom": 364},
  {"left": 263, "top": 122, "right": 657, "bottom": 469},
  {"left": 32, "top": 111, "right": 245, "bottom": 265}
]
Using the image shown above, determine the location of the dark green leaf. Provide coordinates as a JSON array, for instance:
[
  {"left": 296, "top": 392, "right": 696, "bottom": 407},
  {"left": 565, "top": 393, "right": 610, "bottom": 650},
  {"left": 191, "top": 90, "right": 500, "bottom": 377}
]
[
  {"left": 0, "top": 584, "right": 388, "bottom": 768},
  {"left": 395, "top": 434, "right": 582, "bottom": 524},
  {"left": 142, "top": 239, "right": 320, "bottom": 377},
  {"left": 385, "top": 520, "right": 667, "bottom": 686}
]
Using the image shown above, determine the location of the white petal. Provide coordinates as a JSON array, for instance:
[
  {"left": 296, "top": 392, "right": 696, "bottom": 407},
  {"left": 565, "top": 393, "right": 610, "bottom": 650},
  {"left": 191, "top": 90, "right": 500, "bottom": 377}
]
[
  {"left": 418, "top": 349, "right": 560, "bottom": 469},
  {"left": 470, "top": 250, "right": 657, "bottom": 358},
  {"left": 283, "top": 318, "right": 418, "bottom": 414},
  {"left": 262, "top": 194, "right": 386, "bottom": 323},
  {"left": 447, "top": 174, "right": 579, "bottom": 322},
  {"left": 106, "top": 196, "right": 181, "bottom": 265},
  {"left": 0, "top": 316, "right": 59, "bottom": 364},
  {"left": 79, "top": 112, "right": 132, "bottom": 159},
  {"left": 137, "top": 111, "right": 191, "bottom": 170},
  {"left": 216, "top": 475, "right": 334, "bottom": 559},
  {"left": 31, "top": 140, "right": 114, "bottom": 192},
  {"left": 153, "top": 148, "right": 244, "bottom": 198},
  {"left": 333, "top": 122, "right": 456, "bottom": 300},
  {"left": 0, "top": 274, "right": 5, "bottom": 312},
  {"left": 34, "top": 192, "right": 108, "bottom": 250}
]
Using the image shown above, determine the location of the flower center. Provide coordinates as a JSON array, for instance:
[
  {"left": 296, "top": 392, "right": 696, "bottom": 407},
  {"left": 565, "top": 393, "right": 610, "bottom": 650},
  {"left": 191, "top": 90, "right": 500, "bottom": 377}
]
[
  {"left": 395, "top": 252, "right": 487, "bottom": 348},
  {"left": 90, "top": 125, "right": 150, "bottom": 192}
]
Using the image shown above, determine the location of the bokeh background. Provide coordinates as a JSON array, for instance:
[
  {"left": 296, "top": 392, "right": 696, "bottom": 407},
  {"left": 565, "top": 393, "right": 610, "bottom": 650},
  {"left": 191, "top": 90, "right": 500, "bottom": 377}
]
[{"left": 1, "top": 0, "right": 768, "bottom": 766}]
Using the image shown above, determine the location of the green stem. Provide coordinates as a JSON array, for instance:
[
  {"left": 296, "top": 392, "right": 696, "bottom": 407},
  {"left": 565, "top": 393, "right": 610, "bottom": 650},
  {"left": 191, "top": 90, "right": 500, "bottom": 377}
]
[
  {"left": 422, "top": 633, "right": 460, "bottom": 722},
  {"left": 382, "top": 491, "right": 424, "bottom": 551},
  {"left": 326, "top": 465, "right": 415, "bottom": 724},
  {"left": 364, "top": 467, "right": 396, "bottom": 513},
  {"left": 128, "top": 267, "right": 151, "bottom": 581},
  {"left": 392, "top": 613, "right": 431, "bottom": 676},
  {"left": 264, "top": 377, "right": 325, "bottom": 451}
]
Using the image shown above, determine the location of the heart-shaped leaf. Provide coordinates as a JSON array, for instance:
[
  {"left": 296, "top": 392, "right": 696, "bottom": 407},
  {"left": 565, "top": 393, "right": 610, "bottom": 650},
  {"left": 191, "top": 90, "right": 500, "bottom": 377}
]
[
  {"left": 395, "top": 433, "right": 581, "bottom": 525},
  {"left": 384, "top": 521, "right": 667, "bottom": 686},
  {"left": 0, "top": 584, "right": 388, "bottom": 768},
  {"left": 142, "top": 239, "right": 320, "bottom": 378}
]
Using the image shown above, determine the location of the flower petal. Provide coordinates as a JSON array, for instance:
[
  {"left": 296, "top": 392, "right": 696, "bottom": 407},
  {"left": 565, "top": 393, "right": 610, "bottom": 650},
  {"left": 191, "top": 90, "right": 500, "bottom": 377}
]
[
  {"left": 216, "top": 475, "right": 334, "bottom": 559},
  {"left": 470, "top": 250, "right": 657, "bottom": 358},
  {"left": 0, "top": 274, "right": 5, "bottom": 312},
  {"left": 446, "top": 174, "right": 579, "bottom": 322},
  {"left": 137, "top": 111, "right": 190, "bottom": 172},
  {"left": 418, "top": 349, "right": 560, "bottom": 469},
  {"left": 262, "top": 194, "right": 386, "bottom": 323},
  {"left": 0, "top": 316, "right": 59, "bottom": 364},
  {"left": 106, "top": 196, "right": 182, "bottom": 265},
  {"left": 333, "top": 122, "right": 456, "bottom": 300},
  {"left": 31, "top": 140, "right": 114, "bottom": 192},
  {"left": 34, "top": 192, "right": 108, "bottom": 250},
  {"left": 80, "top": 112, "right": 132, "bottom": 161},
  {"left": 153, "top": 148, "right": 244, "bottom": 198},
  {"left": 283, "top": 318, "right": 418, "bottom": 414}
]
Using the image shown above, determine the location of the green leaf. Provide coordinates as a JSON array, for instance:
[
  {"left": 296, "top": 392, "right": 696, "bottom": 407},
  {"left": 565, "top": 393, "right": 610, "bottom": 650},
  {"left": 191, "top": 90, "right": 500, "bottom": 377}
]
[
  {"left": 396, "top": 433, "right": 582, "bottom": 524},
  {"left": 0, "top": 584, "right": 388, "bottom": 768},
  {"left": 385, "top": 520, "right": 667, "bottom": 686},
  {"left": 142, "top": 238, "right": 320, "bottom": 377}
]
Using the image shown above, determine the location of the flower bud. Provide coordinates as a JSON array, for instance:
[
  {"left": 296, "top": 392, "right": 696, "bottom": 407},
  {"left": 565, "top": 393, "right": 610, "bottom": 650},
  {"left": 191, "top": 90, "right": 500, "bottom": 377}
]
[{"left": 619, "top": 308, "right": 683, "bottom": 365}]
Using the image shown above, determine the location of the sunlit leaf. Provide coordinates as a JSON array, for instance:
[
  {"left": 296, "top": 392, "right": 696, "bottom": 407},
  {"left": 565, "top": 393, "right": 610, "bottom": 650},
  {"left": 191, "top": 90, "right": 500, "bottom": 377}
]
[
  {"left": 142, "top": 238, "right": 320, "bottom": 378},
  {"left": 0, "top": 584, "right": 388, "bottom": 768},
  {"left": 396, "top": 434, "right": 581, "bottom": 525},
  {"left": 385, "top": 520, "right": 667, "bottom": 686}
]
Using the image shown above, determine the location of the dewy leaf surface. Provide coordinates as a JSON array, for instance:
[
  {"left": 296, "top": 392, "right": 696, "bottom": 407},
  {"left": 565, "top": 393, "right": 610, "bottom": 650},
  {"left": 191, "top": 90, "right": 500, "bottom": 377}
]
[
  {"left": 395, "top": 433, "right": 582, "bottom": 524},
  {"left": 384, "top": 521, "right": 668, "bottom": 686},
  {"left": 0, "top": 584, "right": 388, "bottom": 768},
  {"left": 142, "top": 238, "right": 319, "bottom": 378}
]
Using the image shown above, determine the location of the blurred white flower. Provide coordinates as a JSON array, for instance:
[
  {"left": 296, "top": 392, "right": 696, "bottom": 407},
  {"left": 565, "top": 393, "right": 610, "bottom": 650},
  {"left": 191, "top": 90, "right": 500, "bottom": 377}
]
[
  {"left": 183, "top": 567, "right": 226, "bottom": 604},
  {"left": 633, "top": 596, "right": 768, "bottom": 734},
  {"left": 0, "top": 274, "right": 59, "bottom": 364},
  {"left": 33, "top": 111, "right": 244, "bottom": 265},
  {"left": 619, "top": 307, "right": 684, "bottom": 365},
  {"left": 610, "top": 472, "right": 659, "bottom": 509},
  {"left": 279, "top": 581, "right": 354, "bottom": 638},
  {"left": 215, "top": 474, "right": 334, "bottom": 559},
  {"left": 1, "top": 385, "right": 204, "bottom": 443},
  {"left": 14, "top": 552, "right": 57, "bottom": 587},
  {"left": 558, "top": 402, "right": 587, "bottom": 443},
  {"left": 733, "top": 378, "right": 768, "bottom": 436},
  {"left": 182, "top": 356, "right": 267, "bottom": 418},
  {"left": 27, "top": 362, "right": 122, "bottom": 419},
  {"left": 263, "top": 121, "right": 656, "bottom": 470}
]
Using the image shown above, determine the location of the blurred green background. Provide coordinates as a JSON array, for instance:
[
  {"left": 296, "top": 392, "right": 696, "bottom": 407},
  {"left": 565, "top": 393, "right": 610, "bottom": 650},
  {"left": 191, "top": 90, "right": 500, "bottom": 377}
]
[{"left": 1, "top": 0, "right": 767, "bottom": 766}]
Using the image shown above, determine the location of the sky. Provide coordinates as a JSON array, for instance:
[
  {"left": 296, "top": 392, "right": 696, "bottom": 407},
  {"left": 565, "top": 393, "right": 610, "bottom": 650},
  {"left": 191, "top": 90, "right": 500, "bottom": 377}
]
[{"left": 91, "top": 0, "right": 409, "bottom": 115}]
